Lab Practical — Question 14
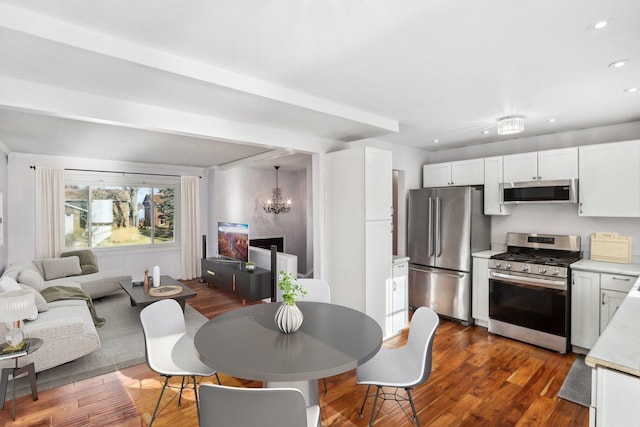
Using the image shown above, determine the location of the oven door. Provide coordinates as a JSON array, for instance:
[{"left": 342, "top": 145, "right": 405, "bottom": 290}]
[{"left": 488, "top": 270, "right": 568, "bottom": 337}]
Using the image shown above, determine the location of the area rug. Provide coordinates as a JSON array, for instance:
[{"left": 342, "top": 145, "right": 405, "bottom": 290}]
[
  {"left": 558, "top": 355, "right": 591, "bottom": 407},
  {"left": 12, "top": 291, "right": 208, "bottom": 398}
]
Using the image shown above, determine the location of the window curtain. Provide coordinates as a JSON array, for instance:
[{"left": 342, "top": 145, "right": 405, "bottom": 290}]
[
  {"left": 180, "top": 176, "right": 201, "bottom": 280},
  {"left": 35, "top": 168, "right": 65, "bottom": 258}
]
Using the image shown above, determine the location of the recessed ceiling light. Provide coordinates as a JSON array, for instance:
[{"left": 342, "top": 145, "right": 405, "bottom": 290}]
[
  {"left": 609, "top": 60, "right": 628, "bottom": 68},
  {"left": 625, "top": 87, "right": 638, "bottom": 93},
  {"left": 433, "top": 139, "right": 439, "bottom": 143},
  {"left": 549, "top": 118, "right": 556, "bottom": 123},
  {"left": 593, "top": 20, "right": 608, "bottom": 30},
  {"left": 481, "top": 130, "right": 490, "bottom": 135}
]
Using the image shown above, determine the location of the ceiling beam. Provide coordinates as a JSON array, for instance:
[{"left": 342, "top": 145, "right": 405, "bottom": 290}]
[{"left": 0, "top": 4, "right": 400, "bottom": 134}]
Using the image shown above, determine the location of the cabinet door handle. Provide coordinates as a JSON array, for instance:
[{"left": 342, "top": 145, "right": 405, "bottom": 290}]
[
  {"left": 206, "top": 270, "right": 216, "bottom": 276},
  {"left": 602, "top": 293, "right": 606, "bottom": 305},
  {"left": 579, "top": 202, "right": 583, "bottom": 214},
  {"left": 612, "top": 276, "right": 631, "bottom": 281},
  {"left": 393, "top": 281, "right": 397, "bottom": 291}
]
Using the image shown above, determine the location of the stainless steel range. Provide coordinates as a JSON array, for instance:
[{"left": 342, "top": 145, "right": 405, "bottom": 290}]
[{"left": 488, "top": 233, "right": 581, "bottom": 354}]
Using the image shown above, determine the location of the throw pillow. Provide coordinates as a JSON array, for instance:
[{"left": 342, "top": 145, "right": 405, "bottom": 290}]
[
  {"left": 42, "top": 257, "right": 82, "bottom": 280},
  {"left": 19, "top": 283, "right": 48, "bottom": 312},
  {"left": 0, "top": 275, "right": 22, "bottom": 292},
  {"left": 61, "top": 250, "right": 99, "bottom": 275},
  {"left": 18, "top": 269, "right": 46, "bottom": 292}
]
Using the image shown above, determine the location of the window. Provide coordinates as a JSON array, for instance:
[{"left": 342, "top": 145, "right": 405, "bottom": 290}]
[{"left": 65, "top": 183, "right": 176, "bottom": 249}]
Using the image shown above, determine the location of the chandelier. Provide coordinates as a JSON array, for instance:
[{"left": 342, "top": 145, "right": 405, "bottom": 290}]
[
  {"left": 497, "top": 116, "right": 525, "bottom": 135},
  {"left": 263, "top": 166, "right": 292, "bottom": 214}
]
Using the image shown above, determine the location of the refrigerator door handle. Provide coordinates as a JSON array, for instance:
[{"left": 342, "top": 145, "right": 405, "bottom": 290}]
[
  {"left": 435, "top": 197, "right": 442, "bottom": 257},
  {"left": 428, "top": 197, "right": 434, "bottom": 256},
  {"left": 409, "top": 265, "right": 464, "bottom": 279}
]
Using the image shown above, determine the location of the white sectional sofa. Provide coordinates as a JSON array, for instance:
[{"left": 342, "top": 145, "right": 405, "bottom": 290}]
[{"left": 0, "top": 250, "right": 131, "bottom": 373}]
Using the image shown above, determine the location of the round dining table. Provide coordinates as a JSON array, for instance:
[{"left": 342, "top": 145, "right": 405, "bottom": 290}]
[{"left": 194, "top": 301, "right": 383, "bottom": 406}]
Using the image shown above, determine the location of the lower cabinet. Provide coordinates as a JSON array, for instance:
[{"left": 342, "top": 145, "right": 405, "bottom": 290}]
[
  {"left": 472, "top": 256, "right": 489, "bottom": 327},
  {"left": 201, "top": 258, "right": 272, "bottom": 302},
  {"left": 572, "top": 269, "right": 636, "bottom": 351},
  {"left": 386, "top": 259, "right": 408, "bottom": 338},
  {"left": 591, "top": 367, "right": 640, "bottom": 426}
]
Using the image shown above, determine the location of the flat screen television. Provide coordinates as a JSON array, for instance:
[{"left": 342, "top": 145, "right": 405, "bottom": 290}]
[{"left": 217, "top": 222, "right": 249, "bottom": 263}]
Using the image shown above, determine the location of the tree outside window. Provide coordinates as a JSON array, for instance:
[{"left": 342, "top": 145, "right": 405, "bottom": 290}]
[{"left": 64, "top": 184, "right": 177, "bottom": 249}]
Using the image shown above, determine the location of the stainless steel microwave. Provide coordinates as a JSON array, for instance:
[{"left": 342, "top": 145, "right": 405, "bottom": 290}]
[{"left": 501, "top": 179, "right": 578, "bottom": 204}]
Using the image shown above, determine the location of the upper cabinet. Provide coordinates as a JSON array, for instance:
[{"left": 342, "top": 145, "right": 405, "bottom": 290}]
[
  {"left": 423, "top": 158, "right": 484, "bottom": 187},
  {"left": 503, "top": 147, "right": 578, "bottom": 183},
  {"left": 365, "top": 147, "right": 393, "bottom": 221},
  {"left": 579, "top": 140, "right": 640, "bottom": 217},
  {"left": 483, "top": 156, "right": 510, "bottom": 215}
]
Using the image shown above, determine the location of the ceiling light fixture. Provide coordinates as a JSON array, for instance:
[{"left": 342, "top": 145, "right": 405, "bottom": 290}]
[
  {"left": 433, "top": 139, "right": 439, "bottom": 143},
  {"left": 624, "top": 87, "right": 638, "bottom": 93},
  {"left": 593, "top": 20, "right": 608, "bottom": 30},
  {"left": 482, "top": 130, "right": 490, "bottom": 135},
  {"left": 549, "top": 118, "right": 557, "bottom": 123},
  {"left": 497, "top": 116, "right": 525, "bottom": 135},
  {"left": 263, "top": 166, "right": 291, "bottom": 214},
  {"left": 608, "top": 60, "right": 628, "bottom": 68}
]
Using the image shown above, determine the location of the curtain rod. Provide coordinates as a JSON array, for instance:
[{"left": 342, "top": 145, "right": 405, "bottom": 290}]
[{"left": 29, "top": 165, "right": 201, "bottom": 179}]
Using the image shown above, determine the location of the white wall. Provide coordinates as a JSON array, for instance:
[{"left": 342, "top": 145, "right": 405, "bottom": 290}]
[
  {"left": 208, "top": 166, "right": 310, "bottom": 275},
  {"left": 0, "top": 148, "right": 7, "bottom": 271},
  {"left": 7, "top": 153, "right": 207, "bottom": 279}
]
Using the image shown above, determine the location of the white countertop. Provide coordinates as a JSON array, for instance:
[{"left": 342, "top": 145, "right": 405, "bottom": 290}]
[
  {"left": 472, "top": 250, "right": 503, "bottom": 259},
  {"left": 586, "top": 276, "right": 640, "bottom": 377},
  {"left": 393, "top": 255, "right": 410, "bottom": 264},
  {"left": 572, "top": 259, "right": 640, "bottom": 276}
]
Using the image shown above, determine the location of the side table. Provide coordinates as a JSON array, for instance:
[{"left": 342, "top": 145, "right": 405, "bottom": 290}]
[{"left": 0, "top": 338, "right": 43, "bottom": 420}]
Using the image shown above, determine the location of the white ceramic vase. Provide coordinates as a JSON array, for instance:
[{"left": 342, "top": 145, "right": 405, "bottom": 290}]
[{"left": 275, "top": 302, "right": 304, "bottom": 333}]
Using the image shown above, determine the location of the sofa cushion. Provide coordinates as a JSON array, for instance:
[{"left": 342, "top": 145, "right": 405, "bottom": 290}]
[
  {"left": 18, "top": 283, "right": 49, "bottom": 312},
  {"left": 42, "top": 257, "right": 82, "bottom": 280},
  {"left": 61, "top": 250, "right": 99, "bottom": 275},
  {"left": 18, "top": 269, "right": 46, "bottom": 292}
]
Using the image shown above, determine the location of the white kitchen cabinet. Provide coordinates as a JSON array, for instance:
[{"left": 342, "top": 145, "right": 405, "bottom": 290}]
[
  {"left": 472, "top": 256, "right": 490, "bottom": 327},
  {"left": 423, "top": 158, "right": 484, "bottom": 187},
  {"left": 365, "top": 147, "right": 393, "bottom": 221},
  {"left": 503, "top": 147, "right": 578, "bottom": 183},
  {"left": 483, "top": 156, "right": 510, "bottom": 215},
  {"left": 599, "top": 273, "right": 635, "bottom": 333},
  {"left": 579, "top": 139, "right": 640, "bottom": 217},
  {"left": 386, "top": 258, "right": 409, "bottom": 338},
  {"left": 325, "top": 146, "right": 393, "bottom": 332},
  {"left": 571, "top": 270, "right": 601, "bottom": 350},
  {"left": 593, "top": 367, "right": 640, "bottom": 426}
]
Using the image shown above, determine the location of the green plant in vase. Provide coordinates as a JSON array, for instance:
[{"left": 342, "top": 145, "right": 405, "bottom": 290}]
[
  {"left": 275, "top": 271, "right": 307, "bottom": 333},
  {"left": 278, "top": 271, "right": 307, "bottom": 305}
]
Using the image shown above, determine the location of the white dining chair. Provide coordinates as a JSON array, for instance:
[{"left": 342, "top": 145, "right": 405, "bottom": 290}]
[
  {"left": 298, "top": 278, "right": 331, "bottom": 395},
  {"left": 199, "top": 383, "right": 321, "bottom": 427},
  {"left": 140, "top": 299, "right": 220, "bottom": 426},
  {"left": 356, "top": 306, "right": 439, "bottom": 426}
]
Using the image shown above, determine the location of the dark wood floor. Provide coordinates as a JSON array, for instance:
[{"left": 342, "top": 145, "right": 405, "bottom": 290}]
[{"left": 1, "top": 279, "right": 588, "bottom": 426}]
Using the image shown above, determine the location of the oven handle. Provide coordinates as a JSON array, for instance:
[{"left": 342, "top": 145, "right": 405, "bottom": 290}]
[{"left": 489, "top": 270, "right": 567, "bottom": 289}]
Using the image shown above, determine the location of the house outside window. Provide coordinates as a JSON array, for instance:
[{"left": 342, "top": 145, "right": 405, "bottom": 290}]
[{"left": 65, "top": 182, "right": 177, "bottom": 249}]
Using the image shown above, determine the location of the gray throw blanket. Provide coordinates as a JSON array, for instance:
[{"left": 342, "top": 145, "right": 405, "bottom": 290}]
[{"left": 40, "top": 286, "right": 106, "bottom": 327}]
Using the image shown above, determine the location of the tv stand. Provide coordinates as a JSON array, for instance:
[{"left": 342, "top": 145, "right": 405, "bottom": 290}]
[{"left": 201, "top": 258, "right": 271, "bottom": 304}]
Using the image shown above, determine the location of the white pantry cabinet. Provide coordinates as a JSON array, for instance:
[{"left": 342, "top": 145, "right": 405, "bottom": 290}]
[
  {"left": 472, "top": 256, "right": 490, "bottom": 327},
  {"left": 599, "top": 273, "right": 636, "bottom": 333},
  {"left": 423, "top": 158, "right": 484, "bottom": 187},
  {"left": 483, "top": 156, "right": 510, "bottom": 215},
  {"left": 503, "top": 147, "right": 578, "bottom": 183},
  {"left": 578, "top": 139, "right": 640, "bottom": 217},
  {"left": 325, "top": 146, "right": 393, "bottom": 332}
]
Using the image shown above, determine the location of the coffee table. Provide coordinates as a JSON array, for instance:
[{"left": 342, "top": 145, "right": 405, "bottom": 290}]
[{"left": 119, "top": 275, "right": 197, "bottom": 311}]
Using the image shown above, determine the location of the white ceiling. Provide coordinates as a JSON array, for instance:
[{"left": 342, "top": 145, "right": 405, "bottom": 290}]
[{"left": 0, "top": 0, "right": 638, "bottom": 170}]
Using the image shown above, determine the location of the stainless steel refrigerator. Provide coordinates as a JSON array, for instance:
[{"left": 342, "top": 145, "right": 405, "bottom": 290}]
[{"left": 408, "top": 186, "right": 490, "bottom": 323}]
